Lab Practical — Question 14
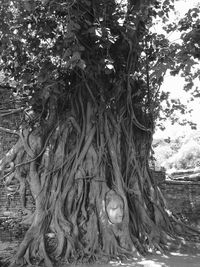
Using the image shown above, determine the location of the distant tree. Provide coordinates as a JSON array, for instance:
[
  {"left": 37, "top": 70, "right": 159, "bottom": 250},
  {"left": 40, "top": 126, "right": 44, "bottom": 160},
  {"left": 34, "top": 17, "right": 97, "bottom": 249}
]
[
  {"left": 153, "top": 141, "right": 173, "bottom": 170},
  {"left": 164, "top": 139, "right": 200, "bottom": 170},
  {"left": 153, "top": 131, "right": 200, "bottom": 171}
]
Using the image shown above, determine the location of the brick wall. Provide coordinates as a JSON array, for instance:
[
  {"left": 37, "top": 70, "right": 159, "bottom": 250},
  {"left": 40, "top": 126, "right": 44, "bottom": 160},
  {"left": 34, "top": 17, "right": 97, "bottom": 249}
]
[
  {"left": 0, "top": 183, "right": 22, "bottom": 217},
  {"left": 0, "top": 86, "right": 33, "bottom": 218},
  {"left": 150, "top": 170, "right": 200, "bottom": 227},
  {"left": 0, "top": 87, "right": 19, "bottom": 158},
  {"left": 160, "top": 180, "right": 200, "bottom": 226},
  {"left": 150, "top": 170, "right": 166, "bottom": 184},
  {"left": 0, "top": 183, "right": 35, "bottom": 218}
]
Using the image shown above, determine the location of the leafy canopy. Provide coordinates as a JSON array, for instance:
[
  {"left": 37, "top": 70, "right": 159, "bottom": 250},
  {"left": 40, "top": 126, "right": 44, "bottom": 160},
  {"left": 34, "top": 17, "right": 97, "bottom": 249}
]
[{"left": 0, "top": 0, "right": 199, "bottom": 128}]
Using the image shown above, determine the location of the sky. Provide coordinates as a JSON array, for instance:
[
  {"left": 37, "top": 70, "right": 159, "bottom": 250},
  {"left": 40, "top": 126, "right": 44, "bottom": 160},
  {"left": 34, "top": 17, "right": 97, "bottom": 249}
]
[{"left": 153, "top": 0, "right": 200, "bottom": 139}]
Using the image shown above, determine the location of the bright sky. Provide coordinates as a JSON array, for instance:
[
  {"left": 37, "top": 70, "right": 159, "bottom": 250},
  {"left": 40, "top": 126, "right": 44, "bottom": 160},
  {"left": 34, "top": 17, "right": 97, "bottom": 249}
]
[{"left": 154, "top": 0, "right": 200, "bottom": 139}]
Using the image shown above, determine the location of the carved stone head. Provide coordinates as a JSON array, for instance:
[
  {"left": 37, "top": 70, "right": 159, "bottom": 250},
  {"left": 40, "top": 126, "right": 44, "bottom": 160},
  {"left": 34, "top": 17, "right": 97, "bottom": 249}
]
[{"left": 105, "top": 190, "right": 124, "bottom": 224}]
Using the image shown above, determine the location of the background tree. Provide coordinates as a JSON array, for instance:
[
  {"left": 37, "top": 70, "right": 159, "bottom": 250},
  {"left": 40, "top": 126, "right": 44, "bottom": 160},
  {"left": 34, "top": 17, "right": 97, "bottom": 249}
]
[
  {"left": 0, "top": 0, "right": 199, "bottom": 266},
  {"left": 153, "top": 132, "right": 200, "bottom": 171},
  {"left": 152, "top": 3, "right": 200, "bottom": 130}
]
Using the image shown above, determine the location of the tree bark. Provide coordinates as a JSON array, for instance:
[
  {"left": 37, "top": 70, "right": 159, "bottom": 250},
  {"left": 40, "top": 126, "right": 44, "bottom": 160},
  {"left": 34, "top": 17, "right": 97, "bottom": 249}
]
[{"left": 0, "top": 97, "right": 184, "bottom": 267}]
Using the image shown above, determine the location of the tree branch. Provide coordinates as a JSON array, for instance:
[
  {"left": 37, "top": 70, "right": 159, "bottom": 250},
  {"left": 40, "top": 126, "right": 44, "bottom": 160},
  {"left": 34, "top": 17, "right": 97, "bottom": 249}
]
[
  {"left": 0, "top": 126, "right": 19, "bottom": 136},
  {"left": 0, "top": 107, "right": 24, "bottom": 116}
]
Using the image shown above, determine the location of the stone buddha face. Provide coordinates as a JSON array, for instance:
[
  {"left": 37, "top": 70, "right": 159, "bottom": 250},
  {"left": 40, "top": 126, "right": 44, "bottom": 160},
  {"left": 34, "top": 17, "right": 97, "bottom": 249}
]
[{"left": 106, "top": 190, "right": 124, "bottom": 224}]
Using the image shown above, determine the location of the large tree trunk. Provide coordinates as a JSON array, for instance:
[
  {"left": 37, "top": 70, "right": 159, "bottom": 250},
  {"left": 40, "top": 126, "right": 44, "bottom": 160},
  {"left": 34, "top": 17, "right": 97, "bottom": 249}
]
[{"left": 1, "top": 93, "right": 177, "bottom": 267}]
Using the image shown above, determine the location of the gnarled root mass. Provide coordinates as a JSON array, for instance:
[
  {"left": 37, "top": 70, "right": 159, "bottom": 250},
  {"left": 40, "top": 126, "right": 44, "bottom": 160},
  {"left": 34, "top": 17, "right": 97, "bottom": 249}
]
[{"left": 0, "top": 101, "right": 186, "bottom": 267}]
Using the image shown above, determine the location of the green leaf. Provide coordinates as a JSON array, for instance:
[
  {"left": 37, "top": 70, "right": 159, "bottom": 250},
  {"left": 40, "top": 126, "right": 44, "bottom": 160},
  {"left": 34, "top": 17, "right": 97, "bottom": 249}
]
[{"left": 23, "top": 0, "right": 35, "bottom": 12}]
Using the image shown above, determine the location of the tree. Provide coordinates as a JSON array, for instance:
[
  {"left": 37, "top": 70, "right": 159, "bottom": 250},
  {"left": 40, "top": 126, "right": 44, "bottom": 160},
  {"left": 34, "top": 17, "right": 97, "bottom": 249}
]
[
  {"left": 0, "top": 0, "right": 197, "bottom": 266},
  {"left": 152, "top": 3, "right": 200, "bottom": 130},
  {"left": 154, "top": 133, "right": 200, "bottom": 170}
]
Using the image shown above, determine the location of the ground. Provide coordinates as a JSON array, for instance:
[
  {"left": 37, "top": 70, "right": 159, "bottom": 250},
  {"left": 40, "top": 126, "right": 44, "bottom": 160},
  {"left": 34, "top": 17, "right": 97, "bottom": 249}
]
[{"left": 1, "top": 231, "right": 200, "bottom": 267}]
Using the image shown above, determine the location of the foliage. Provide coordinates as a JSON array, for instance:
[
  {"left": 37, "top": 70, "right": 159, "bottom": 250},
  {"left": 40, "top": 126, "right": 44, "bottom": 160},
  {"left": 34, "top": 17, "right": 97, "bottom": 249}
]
[
  {"left": 170, "top": 140, "right": 200, "bottom": 169},
  {"left": 0, "top": 1, "right": 199, "bottom": 126},
  {"left": 150, "top": 1, "right": 200, "bottom": 129},
  {"left": 152, "top": 138, "right": 173, "bottom": 170},
  {"left": 0, "top": 0, "right": 178, "bottom": 122},
  {"left": 153, "top": 132, "right": 200, "bottom": 170}
]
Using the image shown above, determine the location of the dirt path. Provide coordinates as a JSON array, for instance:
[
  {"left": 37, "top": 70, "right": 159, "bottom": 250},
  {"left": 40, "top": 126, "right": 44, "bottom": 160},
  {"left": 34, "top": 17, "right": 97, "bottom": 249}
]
[
  {"left": 60, "top": 240, "right": 200, "bottom": 267},
  {"left": 70, "top": 248, "right": 200, "bottom": 267},
  {"left": 1, "top": 239, "right": 200, "bottom": 267}
]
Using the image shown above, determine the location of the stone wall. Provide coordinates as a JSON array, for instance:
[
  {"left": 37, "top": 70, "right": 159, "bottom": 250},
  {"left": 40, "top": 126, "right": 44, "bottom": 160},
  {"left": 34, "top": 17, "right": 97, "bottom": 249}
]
[
  {"left": 0, "top": 87, "right": 19, "bottom": 158},
  {"left": 0, "top": 183, "right": 22, "bottom": 218},
  {"left": 150, "top": 170, "right": 166, "bottom": 184},
  {"left": 0, "top": 183, "right": 35, "bottom": 218},
  {"left": 149, "top": 170, "right": 200, "bottom": 227},
  {"left": 0, "top": 86, "right": 29, "bottom": 218},
  {"left": 160, "top": 180, "right": 200, "bottom": 226}
]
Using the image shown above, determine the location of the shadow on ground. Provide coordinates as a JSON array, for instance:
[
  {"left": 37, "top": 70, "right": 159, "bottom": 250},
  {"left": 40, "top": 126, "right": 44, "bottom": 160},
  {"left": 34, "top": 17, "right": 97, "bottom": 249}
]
[{"left": 1, "top": 228, "right": 200, "bottom": 267}]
